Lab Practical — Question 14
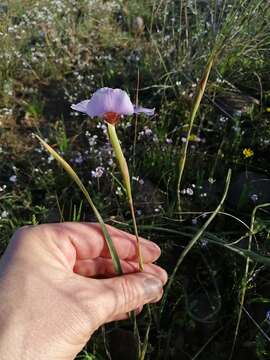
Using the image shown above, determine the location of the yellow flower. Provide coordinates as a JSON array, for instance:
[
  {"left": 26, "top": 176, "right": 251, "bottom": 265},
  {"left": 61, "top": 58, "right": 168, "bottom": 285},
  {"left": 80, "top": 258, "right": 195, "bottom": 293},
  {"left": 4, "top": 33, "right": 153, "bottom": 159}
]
[
  {"left": 243, "top": 148, "right": 254, "bottom": 158},
  {"left": 266, "top": 107, "right": 270, "bottom": 112},
  {"left": 188, "top": 133, "right": 200, "bottom": 142}
]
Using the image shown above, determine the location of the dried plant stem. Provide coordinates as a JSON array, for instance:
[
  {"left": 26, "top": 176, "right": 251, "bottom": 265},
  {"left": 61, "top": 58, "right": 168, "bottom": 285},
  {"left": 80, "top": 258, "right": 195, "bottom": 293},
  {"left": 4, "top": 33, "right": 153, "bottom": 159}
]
[
  {"left": 162, "top": 169, "right": 232, "bottom": 316},
  {"left": 107, "top": 123, "right": 144, "bottom": 271},
  {"left": 35, "top": 134, "right": 123, "bottom": 275},
  {"left": 177, "top": 56, "right": 214, "bottom": 213},
  {"left": 229, "top": 202, "right": 270, "bottom": 360}
]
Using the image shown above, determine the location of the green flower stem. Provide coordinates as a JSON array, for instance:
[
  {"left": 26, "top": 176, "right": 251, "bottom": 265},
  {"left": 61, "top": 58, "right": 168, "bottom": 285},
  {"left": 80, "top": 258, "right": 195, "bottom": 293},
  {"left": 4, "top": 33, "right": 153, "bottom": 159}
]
[
  {"left": 35, "top": 134, "right": 123, "bottom": 276},
  {"left": 107, "top": 123, "right": 144, "bottom": 271},
  {"left": 177, "top": 56, "right": 214, "bottom": 213}
]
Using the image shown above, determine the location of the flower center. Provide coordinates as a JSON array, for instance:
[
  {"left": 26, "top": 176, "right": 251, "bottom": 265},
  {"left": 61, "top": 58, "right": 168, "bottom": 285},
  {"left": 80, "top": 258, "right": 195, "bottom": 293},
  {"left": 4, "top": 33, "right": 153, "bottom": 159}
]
[{"left": 103, "top": 112, "right": 120, "bottom": 125}]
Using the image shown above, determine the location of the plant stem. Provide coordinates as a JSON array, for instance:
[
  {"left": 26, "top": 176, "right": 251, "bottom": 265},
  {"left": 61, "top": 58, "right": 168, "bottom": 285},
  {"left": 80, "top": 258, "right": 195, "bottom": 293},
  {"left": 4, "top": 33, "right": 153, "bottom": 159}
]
[
  {"left": 161, "top": 168, "right": 232, "bottom": 316},
  {"left": 107, "top": 123, "right": 144, "bottom": 271},
  {"left": 35, "top": 134, "right": 123, "bottom": 275},
  {"left": 229, "top": 202, "right": 270, "bottom": 359},
  {"left": 176, "top": 56, "right": 214, "bottom": 213}
]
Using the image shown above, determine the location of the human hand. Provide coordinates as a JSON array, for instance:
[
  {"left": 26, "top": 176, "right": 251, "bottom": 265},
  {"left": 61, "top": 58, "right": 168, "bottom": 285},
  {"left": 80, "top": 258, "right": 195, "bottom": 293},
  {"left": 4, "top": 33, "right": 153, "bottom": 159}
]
[{"left": 0, "top": 222, "right": 167, "bottom": 360}]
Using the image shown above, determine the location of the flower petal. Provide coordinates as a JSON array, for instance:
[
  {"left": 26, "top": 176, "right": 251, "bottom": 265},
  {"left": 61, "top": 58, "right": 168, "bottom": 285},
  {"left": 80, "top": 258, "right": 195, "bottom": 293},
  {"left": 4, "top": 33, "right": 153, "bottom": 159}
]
[
  {"left": 86, "top": 88, "right": 134, "bottom": 117},
  {"left": 134, "top": 106, "right": 155, "bottom": 116},
  {"left": 109, "top": 88, "right": 134, "bottom": 115},
  {"left": 71, "top": 100, "right": 90, "bottom": 114}
]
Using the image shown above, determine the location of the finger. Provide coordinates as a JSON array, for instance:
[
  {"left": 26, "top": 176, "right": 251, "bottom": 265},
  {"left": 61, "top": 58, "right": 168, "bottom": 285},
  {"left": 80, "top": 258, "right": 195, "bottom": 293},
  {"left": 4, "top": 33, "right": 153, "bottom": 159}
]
[
  {"left": 111, "top": 306, "right": 144, "bottom": 322},
  {"left": 74, "top": 258, "right": 168, "bottom": 284},
  {"left": 37, "top": 222, "right": 160, "bottom": 263},
  {"left": 88, "top": 272, "right": 164, "bottom": 327}
]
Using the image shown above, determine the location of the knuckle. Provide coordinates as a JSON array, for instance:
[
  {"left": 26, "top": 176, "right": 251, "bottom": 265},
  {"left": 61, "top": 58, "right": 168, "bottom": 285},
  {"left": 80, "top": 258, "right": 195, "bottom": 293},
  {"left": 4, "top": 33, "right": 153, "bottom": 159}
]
[
  {"left": 12, "top": 225, "right": 33, "bottom": 243},
  {"left": 118, "top": 276, "right": 136, "bottom": 308}
]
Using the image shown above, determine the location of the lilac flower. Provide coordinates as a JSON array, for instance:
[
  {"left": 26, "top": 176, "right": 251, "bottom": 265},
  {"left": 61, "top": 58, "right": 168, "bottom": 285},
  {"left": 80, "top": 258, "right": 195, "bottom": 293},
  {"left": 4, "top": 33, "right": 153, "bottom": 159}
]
[
  {"left": 91, "top": 166, "right": 105, "bottom": 178},
  {"left": 71, "top": 87, "right": 155, "bottom": 125},
  {"left": 250, "top": 194, "right": 258, "bottom": 202},
  {"left": 9, "top": 175, "right": 17, "bottom": 183}
]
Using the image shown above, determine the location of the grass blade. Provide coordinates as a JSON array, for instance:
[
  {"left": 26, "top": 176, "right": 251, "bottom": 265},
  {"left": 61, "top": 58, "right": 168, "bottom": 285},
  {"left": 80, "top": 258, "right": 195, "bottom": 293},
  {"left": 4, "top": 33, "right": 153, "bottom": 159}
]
[
  {"left": 35, "top": 134, "right": 123, "bottom": 275},
  {"left": 177, "top": 56, "right": 214, "bottom": 213},
  {"left": 161, "top": 168, "right": 232, "bottom": 316},
  {"left": 229, "top": 203, "right": 270, "bottom": 359}
]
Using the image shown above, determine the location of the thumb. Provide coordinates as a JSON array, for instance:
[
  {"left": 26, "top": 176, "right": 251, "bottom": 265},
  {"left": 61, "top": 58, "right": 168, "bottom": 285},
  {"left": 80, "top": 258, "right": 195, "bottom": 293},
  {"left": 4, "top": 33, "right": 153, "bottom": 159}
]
[{"left": 93, "top": 272, "right": 163, "bottom": 325}]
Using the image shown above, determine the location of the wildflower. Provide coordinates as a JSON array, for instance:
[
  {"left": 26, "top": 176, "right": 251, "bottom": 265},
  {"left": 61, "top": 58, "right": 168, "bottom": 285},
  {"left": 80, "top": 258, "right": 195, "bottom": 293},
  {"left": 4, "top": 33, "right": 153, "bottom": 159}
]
[
  {"left": 266, "top": 107, "right": 270, "bottom": 112},
  {"left": 154, "top": 205, "right": 162, "bottom": 213},
  {"left": 74, "top": 153, "right": 83, "bottom": 164},
  {"left": 219, "top": 116, "right": 228, "bottom": 123},
  {"left": 153, "top": 134, "right": 159, "bottom": 143},
  {"left": 91, "top": 166, "right": 105, "bottom": 178},
  {"left": 243, "top": 148, "right": 254, "bottom": 158},
  {"left": 181, "top": 187, "right": 194, "bottom": 196},
  {"left": 1, "top": 210, "right": 8, "bottom": 218},
  {"left": 72, "top": 87, "right": 154, "bottom": 272},
  {"left": 71, "top": 87, "right": 155, "bottom": 125},
  {"left": 143, "top": 126, "right": 153, "bottom": 136},
  {"left": 250, "top": 194, "right": 258, "bottom": 202},
  {"left": 115, "top": 187, "right": 123, "bottom": 196},
  {"left": 47, "top": 155, "right": 54, "bottom": 164},
  {"left": 132, "top": 176, "right": 144, "bottom": 185},
  {"left": 9, "top": 175, "right": 17, "bottom": 183},
  {"left": 0, "top": 185, "right": 7, "bottom": 192},
  {"left": 200, "top": 239, "right": 208, "bottom": 248},
  {"left": 188, "top": 133, "right": 201, "bottom": 142}
]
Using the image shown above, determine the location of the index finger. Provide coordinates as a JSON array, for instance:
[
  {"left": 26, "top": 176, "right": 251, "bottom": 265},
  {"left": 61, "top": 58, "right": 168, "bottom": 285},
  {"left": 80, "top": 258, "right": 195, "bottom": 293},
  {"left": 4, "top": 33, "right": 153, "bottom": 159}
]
[{"left": 42, "top": 222, "right": 161, "bottom": 263}]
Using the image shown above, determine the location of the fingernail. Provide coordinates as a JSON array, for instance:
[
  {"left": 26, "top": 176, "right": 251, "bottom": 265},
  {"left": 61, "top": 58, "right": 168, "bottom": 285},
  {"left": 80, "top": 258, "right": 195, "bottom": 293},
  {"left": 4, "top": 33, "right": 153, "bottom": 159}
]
[{"left": 143, "top": 277, "right": 162, "bottom": 300}]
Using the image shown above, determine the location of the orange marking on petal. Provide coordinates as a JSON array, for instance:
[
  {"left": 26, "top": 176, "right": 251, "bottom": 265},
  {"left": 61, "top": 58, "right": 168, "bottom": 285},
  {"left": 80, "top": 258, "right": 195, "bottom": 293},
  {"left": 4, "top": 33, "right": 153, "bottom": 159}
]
[{"left": 103, "top": 112, "right": 120, "bottom": 125}]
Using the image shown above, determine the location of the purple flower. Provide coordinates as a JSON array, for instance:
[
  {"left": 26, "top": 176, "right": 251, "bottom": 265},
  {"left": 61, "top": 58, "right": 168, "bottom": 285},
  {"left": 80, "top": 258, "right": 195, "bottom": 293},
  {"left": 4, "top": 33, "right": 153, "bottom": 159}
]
[{"left": 71, "top": 87, "right": 155, "bottom": 125}]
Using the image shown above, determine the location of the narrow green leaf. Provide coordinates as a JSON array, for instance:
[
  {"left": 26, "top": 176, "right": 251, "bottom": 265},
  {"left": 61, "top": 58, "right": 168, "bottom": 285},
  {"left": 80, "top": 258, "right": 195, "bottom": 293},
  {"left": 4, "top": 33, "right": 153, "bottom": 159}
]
[{"left": 35, "top": 134, "right": 123, "bottom": 275}]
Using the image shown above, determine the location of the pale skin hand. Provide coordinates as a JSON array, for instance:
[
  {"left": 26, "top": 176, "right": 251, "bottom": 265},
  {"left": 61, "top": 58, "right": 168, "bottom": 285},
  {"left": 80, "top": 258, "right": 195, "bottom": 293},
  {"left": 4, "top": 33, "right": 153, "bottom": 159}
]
[{"left": 0, "top": 222, "right": 167, "bottom": 360}]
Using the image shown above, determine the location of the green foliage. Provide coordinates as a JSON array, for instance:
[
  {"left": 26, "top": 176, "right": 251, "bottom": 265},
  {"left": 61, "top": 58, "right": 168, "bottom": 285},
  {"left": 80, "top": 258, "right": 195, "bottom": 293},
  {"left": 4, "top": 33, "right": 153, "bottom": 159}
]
[{"left": 1, "top": 0, "right": 270, "bottom": 359}]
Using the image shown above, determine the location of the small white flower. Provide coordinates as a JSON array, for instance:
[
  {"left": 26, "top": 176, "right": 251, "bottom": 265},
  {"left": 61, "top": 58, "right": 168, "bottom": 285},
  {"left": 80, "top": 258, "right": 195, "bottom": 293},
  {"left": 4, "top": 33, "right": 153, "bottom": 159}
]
[
  {"left": 9, "top": 175, "right": 17, "bottom": 183},
  {"left": 1, "top": 210, "right": 8, "bottom": 218},
  {"left": 200, "top": 239, "right": 208, "bottom": 247},
  {"left": 186, "top": 188, "right": 194, "bottom": 196},
  {"left": 0, "top": 185, "right": 7, "bottom": 192},
  {"left": 250, "top": 194, "right": 258, "bottom": 202},
  {"left": 47, "top": 155, "right": 54, "bottom": 164},
  {"left": 153, "top": 134, "right": 159, "bottom": 143},
  {"left": 74, "top": 153, "right": 83, "bottom": 164},
  {"left": 144, "top": 126, "right": 152, "bottom": 136},
  {"left": 115, "top": 187, "right": 123, "bottom": 196},
  {"left": 91, "top": 166, "right": 105, "bottom": 178}
]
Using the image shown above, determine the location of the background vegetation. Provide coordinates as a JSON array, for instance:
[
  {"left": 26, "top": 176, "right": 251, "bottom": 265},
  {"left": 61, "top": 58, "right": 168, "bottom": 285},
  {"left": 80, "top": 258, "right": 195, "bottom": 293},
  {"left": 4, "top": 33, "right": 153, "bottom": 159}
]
[{"left": 1, "top": 0, "right": 270, "bottom": 359}]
